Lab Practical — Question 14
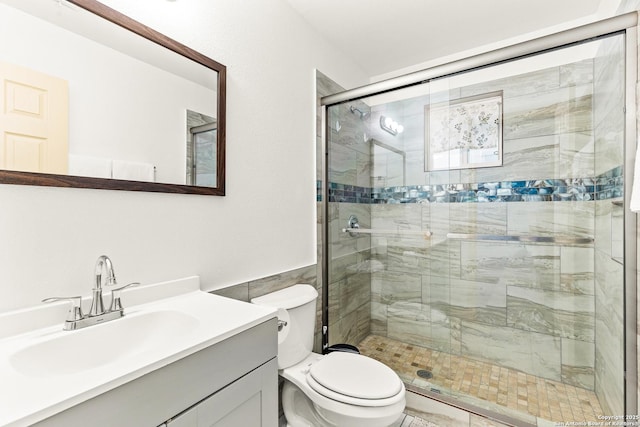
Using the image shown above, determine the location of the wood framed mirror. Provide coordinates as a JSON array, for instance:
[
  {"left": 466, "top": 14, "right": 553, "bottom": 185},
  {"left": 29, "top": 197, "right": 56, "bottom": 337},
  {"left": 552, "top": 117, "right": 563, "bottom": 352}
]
[{"left": 0, "top": 0, "right": 226, "bottom": 195}]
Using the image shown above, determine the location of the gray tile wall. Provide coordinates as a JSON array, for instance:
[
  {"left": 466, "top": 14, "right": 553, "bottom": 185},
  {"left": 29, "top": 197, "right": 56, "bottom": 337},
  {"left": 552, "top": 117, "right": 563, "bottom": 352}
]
[
  {"left": 210, "top": 264, "right": 322, "bottom": 349},
  {"left": 370, "top": 201, "right": 597, "bottom": 388},
  {"left": 324, "top": 70, "right": 374, "bottom": 347}
]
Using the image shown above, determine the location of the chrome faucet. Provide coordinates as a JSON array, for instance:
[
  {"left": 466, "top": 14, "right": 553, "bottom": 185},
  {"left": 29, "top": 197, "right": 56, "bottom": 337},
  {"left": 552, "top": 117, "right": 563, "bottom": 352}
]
[
  {"left": 89, "top": 255, "right": 117, "bottom": 316},
  {"left": 43, "top": 255, "right": 139, "bottom": 331}
]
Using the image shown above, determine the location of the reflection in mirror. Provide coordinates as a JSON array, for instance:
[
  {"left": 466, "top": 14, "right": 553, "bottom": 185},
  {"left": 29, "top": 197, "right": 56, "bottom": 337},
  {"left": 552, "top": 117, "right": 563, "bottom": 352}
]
[
  {"left": 0, "top": 61, "right": 69, "bottom": 175},
  {"left": 371, "top": 139, "right": 405, "bottom": 187},
  {"left": 187, "top": 110, "right": 217, "bottom": 187},
  {"left": 425, "top": 91, "right": 503, "bottom": 171},
  {"left": 0, "top": 0, "right": 226, "bottom": 195}
]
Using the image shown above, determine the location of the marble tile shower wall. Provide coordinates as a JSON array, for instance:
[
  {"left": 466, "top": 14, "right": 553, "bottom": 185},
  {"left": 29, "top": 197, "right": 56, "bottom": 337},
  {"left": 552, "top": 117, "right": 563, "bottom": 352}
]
[
  {"left": 327, "top": 201, "right": 373, "bottom": 347},
  {"left": 369, "top": 202, "right": 598, "bottom": 391},
  {"left": 320, "top": 71, "right": 374, "bottom": 350},
  {"left": 327, "top": 55, "right": 626, "bottom": 411},
  {"left": 316, "top": 71, "right": 350, "bottom": 341},
  {"left": 325, "top": 58, "right": 623, "bottom": 205}
]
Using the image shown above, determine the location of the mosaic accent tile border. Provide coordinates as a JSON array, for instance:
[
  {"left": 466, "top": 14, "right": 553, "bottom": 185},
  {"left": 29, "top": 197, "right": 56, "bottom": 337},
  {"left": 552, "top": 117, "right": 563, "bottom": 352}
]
[{"left": 320, "top": 166, "right": 623, "bottom": 204}]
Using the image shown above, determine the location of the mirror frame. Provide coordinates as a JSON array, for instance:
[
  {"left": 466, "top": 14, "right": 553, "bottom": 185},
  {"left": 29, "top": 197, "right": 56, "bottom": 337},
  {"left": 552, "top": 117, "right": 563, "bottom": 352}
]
[{"left": 0, "top": 0, "right": 226, "bottom": 195}]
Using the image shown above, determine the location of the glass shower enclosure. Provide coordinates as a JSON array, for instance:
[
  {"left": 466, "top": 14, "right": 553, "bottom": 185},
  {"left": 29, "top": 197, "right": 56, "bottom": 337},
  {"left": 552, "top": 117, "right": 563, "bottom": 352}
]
[{"left": 322, "top": 18, "right": 637, "bottom": 426}]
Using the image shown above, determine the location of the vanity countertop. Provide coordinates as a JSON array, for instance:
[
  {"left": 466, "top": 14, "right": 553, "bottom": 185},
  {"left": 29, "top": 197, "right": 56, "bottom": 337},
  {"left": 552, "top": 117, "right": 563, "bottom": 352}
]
[{"left": 0, "top": 277, "right": 277, "bottom": 427}]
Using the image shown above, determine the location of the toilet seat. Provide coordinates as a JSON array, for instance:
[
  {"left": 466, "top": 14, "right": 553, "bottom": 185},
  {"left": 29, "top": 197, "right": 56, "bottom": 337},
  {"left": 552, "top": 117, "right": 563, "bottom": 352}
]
[{"left": 306, "top": 352, "right": 404, "bottom": 407}]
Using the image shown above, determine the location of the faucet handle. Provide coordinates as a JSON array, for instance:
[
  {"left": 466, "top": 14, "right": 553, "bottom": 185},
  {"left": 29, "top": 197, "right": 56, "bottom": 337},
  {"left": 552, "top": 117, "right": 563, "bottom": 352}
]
[
  {"left": 108, "top": 282, "right": 140, "bottom": 312},
  {"left": 42, "top": 296, "right": 84, "bottom": 322},
  {"left": 108, "top": 282, "right": 141, "bottom": 293}
]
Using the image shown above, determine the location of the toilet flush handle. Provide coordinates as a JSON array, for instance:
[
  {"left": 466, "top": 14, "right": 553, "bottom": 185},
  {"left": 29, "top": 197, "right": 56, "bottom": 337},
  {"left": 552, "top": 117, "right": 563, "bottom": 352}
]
[{"left": 278, "top": 319, "right": 288, "bottom": 331}]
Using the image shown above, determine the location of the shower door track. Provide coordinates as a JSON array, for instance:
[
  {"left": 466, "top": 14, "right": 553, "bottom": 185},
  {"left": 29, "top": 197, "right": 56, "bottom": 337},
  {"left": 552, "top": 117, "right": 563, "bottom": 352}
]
[{"left": 321, "top": 10, "right": 639, "bottom": 420}]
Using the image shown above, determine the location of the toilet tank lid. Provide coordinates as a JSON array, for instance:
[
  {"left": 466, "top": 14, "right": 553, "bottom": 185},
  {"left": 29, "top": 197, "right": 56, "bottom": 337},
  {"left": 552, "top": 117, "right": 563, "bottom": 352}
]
[{"left": 251, "top": 284, "right": 318, "bottom": 309}]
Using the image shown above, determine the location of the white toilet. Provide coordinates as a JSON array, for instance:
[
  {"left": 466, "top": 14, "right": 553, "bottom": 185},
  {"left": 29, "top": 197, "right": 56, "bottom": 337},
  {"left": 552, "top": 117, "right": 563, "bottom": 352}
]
[{"left": 252, "top": 284, "right": 406, "bottom": 427}]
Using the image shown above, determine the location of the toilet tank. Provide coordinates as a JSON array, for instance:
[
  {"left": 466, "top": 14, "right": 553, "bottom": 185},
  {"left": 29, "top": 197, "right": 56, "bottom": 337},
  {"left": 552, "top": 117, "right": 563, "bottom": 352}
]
[{"left": 251, "top": 284, "right": 318, "bottom": 369}]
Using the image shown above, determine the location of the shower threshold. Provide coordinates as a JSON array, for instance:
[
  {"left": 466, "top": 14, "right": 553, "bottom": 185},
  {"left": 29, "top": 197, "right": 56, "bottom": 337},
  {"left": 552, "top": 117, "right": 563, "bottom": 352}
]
[{"left": 357, "top": 335, "right": 604, "bottom": 425}]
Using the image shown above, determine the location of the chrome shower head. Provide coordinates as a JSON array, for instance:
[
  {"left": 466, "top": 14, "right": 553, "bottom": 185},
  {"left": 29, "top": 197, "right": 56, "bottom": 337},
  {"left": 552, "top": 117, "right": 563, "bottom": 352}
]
[{"left": 350, "top": 105, "right": 370, "bottom": 120}]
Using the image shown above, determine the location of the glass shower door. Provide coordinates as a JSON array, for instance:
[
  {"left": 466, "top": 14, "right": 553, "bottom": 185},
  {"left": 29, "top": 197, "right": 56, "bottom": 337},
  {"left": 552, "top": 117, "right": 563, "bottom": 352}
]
[{"left": 324, "top": 32, "right": 627, "bottom": 425}]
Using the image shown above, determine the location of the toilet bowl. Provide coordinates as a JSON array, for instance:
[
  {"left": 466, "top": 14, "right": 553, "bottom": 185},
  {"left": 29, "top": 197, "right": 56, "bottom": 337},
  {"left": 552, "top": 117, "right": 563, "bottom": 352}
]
[
  {"left": 251, "top": 284, "right": 405, "bottom": 427},
  {"left": 281, "top": 352, "right": 405, "bottom": 427}
]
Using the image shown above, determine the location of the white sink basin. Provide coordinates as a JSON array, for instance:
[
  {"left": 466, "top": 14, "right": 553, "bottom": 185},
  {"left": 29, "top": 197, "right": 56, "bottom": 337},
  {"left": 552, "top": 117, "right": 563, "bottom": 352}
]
[
  {"left": 10, "top": 310, "right": 199, "bottom": 377},
  {"left": 0, "top": 276, "right": 277, "bottom": 427}
]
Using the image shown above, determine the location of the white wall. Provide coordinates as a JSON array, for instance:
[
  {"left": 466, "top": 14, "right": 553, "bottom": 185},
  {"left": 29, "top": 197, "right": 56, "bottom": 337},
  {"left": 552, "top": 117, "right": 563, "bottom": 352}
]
[{"left": 0, "top": 0, "right": 367, "bottom": 313}]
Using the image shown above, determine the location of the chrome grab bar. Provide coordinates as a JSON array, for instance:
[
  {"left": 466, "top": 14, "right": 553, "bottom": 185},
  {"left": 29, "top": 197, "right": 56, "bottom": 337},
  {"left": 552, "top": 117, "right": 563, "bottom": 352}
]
[
  {"left": 342, "top": 227, "right": 433, "bottom": 237},
  {"left": 340, "top": 228, "right": 593, "bottom": 244},
  {"left": 445, "top": 233, "right": 593, "bottom": 244},
  {"left": 341, "top": 214, "right": 592, "bottom": 244},
  {"left": 342, "top": 215, "right": 432, "bottom": 237}
]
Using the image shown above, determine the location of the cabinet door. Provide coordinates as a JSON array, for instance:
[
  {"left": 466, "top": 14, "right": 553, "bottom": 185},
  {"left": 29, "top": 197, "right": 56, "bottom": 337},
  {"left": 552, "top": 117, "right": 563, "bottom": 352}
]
[
  {"left": 205, "top": 391, "right": 261, "bottom": 427},
  {"left": 166, "top": 359, "right": 277, "bottom": 427},
  {"left": 197, "top": 359, "right": 273, "bottom": 427}
]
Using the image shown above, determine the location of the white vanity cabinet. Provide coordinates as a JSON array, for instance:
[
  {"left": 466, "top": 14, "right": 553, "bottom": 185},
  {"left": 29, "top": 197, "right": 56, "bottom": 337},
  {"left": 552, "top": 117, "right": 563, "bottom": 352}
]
[{"left": 33, "top": 319, "right": 278, "bottom": 427}]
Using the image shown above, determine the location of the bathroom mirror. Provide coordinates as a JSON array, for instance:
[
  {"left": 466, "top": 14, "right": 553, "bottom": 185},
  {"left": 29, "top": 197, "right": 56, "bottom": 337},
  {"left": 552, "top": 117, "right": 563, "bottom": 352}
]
[{"left": 0, "top": 0, "right": 226, "bottom": 195}]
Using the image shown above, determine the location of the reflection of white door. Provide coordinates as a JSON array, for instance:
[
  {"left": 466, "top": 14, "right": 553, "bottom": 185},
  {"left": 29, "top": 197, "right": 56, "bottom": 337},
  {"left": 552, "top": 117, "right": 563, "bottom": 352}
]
[{"left": 0, "top": 61, "right": 68, "bottom": 174}]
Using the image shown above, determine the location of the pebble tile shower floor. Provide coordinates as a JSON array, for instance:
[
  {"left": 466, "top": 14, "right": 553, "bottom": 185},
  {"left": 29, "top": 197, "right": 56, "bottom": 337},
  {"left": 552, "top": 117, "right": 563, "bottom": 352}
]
[{"left": 358, "top": 335, "right": 605, "bottom": 424}]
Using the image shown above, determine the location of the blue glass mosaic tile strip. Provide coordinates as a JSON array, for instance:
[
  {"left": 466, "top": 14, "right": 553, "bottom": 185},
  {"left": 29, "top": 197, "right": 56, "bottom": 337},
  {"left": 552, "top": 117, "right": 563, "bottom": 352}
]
[
  {"left": 318, "top": 166, "right": 623, "bottom": 204},
  {"left": 326, "top": 184, "right": 372, "bottom": 203}
]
